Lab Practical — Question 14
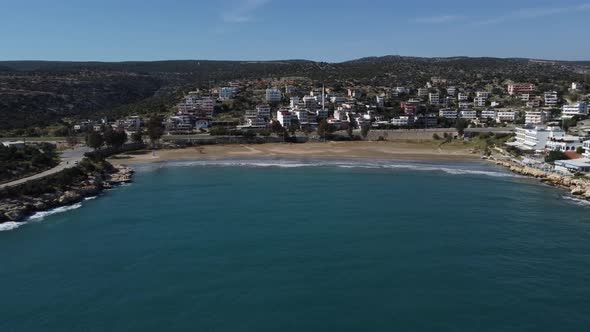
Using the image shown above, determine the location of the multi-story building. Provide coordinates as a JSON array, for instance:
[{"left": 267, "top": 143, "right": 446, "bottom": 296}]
[
  {"left": 572, "top": 82, "right": 582, "bottom": 91},
  {"left": 391, "top": 116, "right": 414, "bottom": 126},
  {"left": 458, "top": 102, "right": 472, "bottom": 110},
  {"left": 562, "top": 102, "right": 588, "bottom": 118},
  {"left": 376, "top": 95, "right": 385, "bottom": 108},
  {"left": 476, "top": 91, "right": 490, "bottom": 99},
  {"left": 393, "top": 87, "right": 410, "bottom": 96},
  {"left": 520, "top": 94, "right": 531, "bottom": 102},
  {"left": 496, "top": 111, "right": 516, "bottom": 122},
  {"left": 525, "top": 110, "right": 547, "bottom": 125},
  {"left": 510, "top": 126, "right": 565, "bottom": 152},
  {"left": 480, "top": 110, "right": 497, "bottom": 120},
  {"left": 544, "top": 91, "right": 559, "bottom": 107},
  {"left": 303, "top": 95, "right": 318, "bottom": 110},
  {"left": 179, "top": 95, "right": 215, "bottom": 118},
  {"left": 446, "top": 86, "right": 457, "bottom": 96},
  {"left": 508, "top": 83, "right": 535, "bottom": 96},
  {"left": 265, "top": 88, "right": 282, "bottom": 103},
  {"left": 276, "top": 110, "right": 293, "bottom": 128},
  {"left": 294, "top": 110, "right": 309, "bottom": 124},
  {"left": 429, "top": 92, "right": 440, "bottom": 105},
  {"left": 458, "top": 93, "right": 469, "bottom": 101},
  {"left": 256, "top": 104, "right": 272, "bottom": 120},
  {"left": 401, "top": 101, "right": 420, "bottom": 115},
  {"left": 417, "top": 88, "right": 429, "bottom": 98},
  {"left": 545, "top": 135, "right": 584, "bottom": 152},
  {"left": 290, "top": 97, "right": 300, "bottom": 108},
  {"left": 439, "top": 109, "right": 458, "bottom": 119},
  {"left": 474, "top": 96, "right": 487, "bottom": 107},
  {"left": 460, "top": 110, "right": 477, "bottom": 120},
  {"left": 219, "top": 87, "right": 237, "bottom": 101}
]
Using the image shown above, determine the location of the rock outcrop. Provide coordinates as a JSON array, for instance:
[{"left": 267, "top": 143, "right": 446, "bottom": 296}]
[
  {"left": 494, "top": 159, "right": 590, "bottom": 199},
  {"left": 0, "top": 164, "right": 134, "bottom": 223}
]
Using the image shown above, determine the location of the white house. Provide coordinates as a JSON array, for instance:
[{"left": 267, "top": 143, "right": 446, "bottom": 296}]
[
  {"left": 496, "top": 111, "right": 516, "bottom": 122},
  {"left": 525, "top": 110, "right": 547, "bottom": 125},
  {"left": 460, "top": 110, "right": 477, "bottom": 120},
  {"left": 509, "top": 126, "right": 565, "bottom": 152},
  {"left": 391, "top": 116, "right": 414, "bottom": 126},
  {"left": 458, "top": 93, "right": 469, "bottom": 101},
  {"left": 562, "top": 102, "right": 588, "bottom": 118},
  {"left": 294, "top": 110, "right": 309, "bottom": 124},
  {"left": 446, "top": 86, "right": 457, "bottom": 96},
  {"left": 545, "top": 135, "right": 584, "bottom": 152},
  {"left": 219, "top": 87, "right": 236, "bottom": 100},
  {"left": 480, "top": 110, "right": 497, "bottom": 120},
  {"left": 544, "top": 91, "right": 558, "bottom": 107},
  {"left": 474, "top": 96, "right": 487, "bottom": 107},
  {"left": 277, "top": 110, "right": 293, "bottom": 128},
  {"left": 417, "top": 88, "right": 429, "bottom": 98},
  {"left": 429, "top": 92, "right": 440, "bottom": 105},
  {"left": 439, "top": 109, "right": 458, "bottom": 119},
  {"left": 265, "top": 88, "right": 282, "bottom": 103}
]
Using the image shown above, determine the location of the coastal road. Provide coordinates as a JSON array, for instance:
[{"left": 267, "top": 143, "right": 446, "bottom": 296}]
[{"left": 0, "top": 146, "right": 91, "bottom": 189}]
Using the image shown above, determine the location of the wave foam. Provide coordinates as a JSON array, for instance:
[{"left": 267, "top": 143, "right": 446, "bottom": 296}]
[
  {"left": 27, "top": 203, "right": 82, "bottom": 221},
  {"left": 0, "top": 222, "right": 27, "bottom": 232},
  {"left": 145, "top": 159, "right": 512, "bottom": 178},
  {"left": 562, "top": 196, "right": 590, "bottom": 207}
]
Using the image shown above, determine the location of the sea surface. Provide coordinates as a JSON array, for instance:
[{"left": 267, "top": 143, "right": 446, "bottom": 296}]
[{"left": 1, "top": 159, "right": 590, "bottom": 331}]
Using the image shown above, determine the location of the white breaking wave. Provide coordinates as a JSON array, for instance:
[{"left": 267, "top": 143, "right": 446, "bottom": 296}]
[
  {"left": 27, "top": 203, "right": 82, "bottom": 221},
  {"left": 0, "top": 222, "right": 27, "bottom": 232},
  {"left": 84, "top": 196, "right": 97, "bottom": 201},
  {"left": 142, "top": 159, "right": 513, "bottom": 178},
  {"left": 562, "top": 196, "right": 590, "bottom": 207}
]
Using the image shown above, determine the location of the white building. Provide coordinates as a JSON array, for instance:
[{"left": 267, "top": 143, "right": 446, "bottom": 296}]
[
  {"left": 276, "top": 110, "right": 293, "bottom": 128},
  {"left": 256, "top": 104, "right": 272, "bottom": 119},
  {"left": 391, "top": 116, "right": 414, "bottom": 126},
  {"left": 458, "top": 93, "right": 469, "bottom": 101},
  {"left": 562, "top": 102, "right": 588, "bottom": 118},
  {"left": 509, "top": 126, "right": 565, "bottom": 152},
  {"left": 496, "top": 111, "right": 516, "bottom": 122},
  {"left": 545, "top": 135, "right": 584, "bottom": 152},
  {"left": 476, "top": 91, "right": 490, "bottom": 99},
  {"left": 289, "top": 97, "right": 300, "bottom": 108},
  {"left": 525, "top": 110, "right": 547, "bottom": 125},
  {"left": 376, "top": 95, "right": 385, "bottom": 108},
  {"left": 460, "top": 110, "right": 477, "bottom": 120},
  {"left": 544, "top": 91, "right": 558, "bottom": 107},
  {"left": 446, "top": 86, "right": 457, "bottom": 96},
  {"left": 572, "top": 82, "right": 582, "bottom": 91},
  {"left": 429, "top": 92, "right": 440, "bottom": 105},
  {"left": 393, "top": 87, "right": 410, "bottom": 96},
  {"left": 458, "top": 102, "right": 472, "bottom": 110},
  {"left": 219, "top": 87, "right": 236, "bottom": 100},
  {"left": 330, "top": 96, "right": 346, "bottom": 104},
  {"left": 265, "top": 88, "right": 282, "bottom": 103},
  {"left": 417, "top": 88, "right": 429, "bottom": 98},
  {"left": 303, "top": 95, "right": 318, "bottom": 110},
  {"left": 294, "top": 110, "right": 309, "bottom": 124},
  {"left": 480, "top": 110, "right": 497, "bottom": 120},
  {"left": 474, "top": 96, "right": 487, "bottom": 107},
  {"left": 439, "top": 109, "right": 458, "bottom": 119}
]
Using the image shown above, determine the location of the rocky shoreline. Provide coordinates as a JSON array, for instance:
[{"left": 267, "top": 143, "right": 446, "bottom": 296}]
[
  {"left": 0, "top": 164, "right": 134, "bottom": 223},
  {"left": 493, "top": 158, "right": 590, "bottom": 200}
]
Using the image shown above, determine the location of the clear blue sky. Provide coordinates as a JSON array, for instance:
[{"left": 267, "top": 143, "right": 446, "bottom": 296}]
[{"left": 1, "top": 0, "right": 589, "bottom": 62}]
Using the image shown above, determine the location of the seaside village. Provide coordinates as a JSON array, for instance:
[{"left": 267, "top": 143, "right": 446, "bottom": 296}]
[{"left": 62, "top": 78, "right": 590, "bottom": 175}]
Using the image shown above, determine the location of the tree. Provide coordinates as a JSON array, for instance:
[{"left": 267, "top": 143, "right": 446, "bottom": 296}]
[
  {"left": 112, "top": 130, "right": 128, "bottom": 149},
  {"left": 361, "top": 123, "right": 371, "bottom": 139},
  {"left": 455, "top": 119, "right": 468, "bottom": 136},
  {"left": 545, "top": 150, "right": 568, "bottom": 163},
  {"left": 147, "top": 115, "right": 164, "bottom": 147},
  {"left": 317, "top": 119, "right": 329, "bottom": 139},
  {"left": 576, "top": 146, "right": 584, "bottom": 154},
  {"left": 66, "top": 130, "right": 79, "bottom": 148},
  {"left": 271, "top": 120, "right": 284, "bottom": 134},
  {"left": 131, "top": 129, "right": 144, "bottom": 144},
  {"left": 86, "top": 131, "right": 104, "bottom": 150}
]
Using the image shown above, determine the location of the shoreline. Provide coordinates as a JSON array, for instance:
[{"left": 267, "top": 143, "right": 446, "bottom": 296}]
[
  {"left": 0, "top": 164, "right": 134, "bottom": 224},
  {"left": 109, "top": 141, "right": 482, "bottom": 164}
]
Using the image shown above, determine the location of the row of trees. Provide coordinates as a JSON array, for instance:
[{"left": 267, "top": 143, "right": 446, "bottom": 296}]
[{"left": 84, "top": 115, "right": 165, "bottom": 150}]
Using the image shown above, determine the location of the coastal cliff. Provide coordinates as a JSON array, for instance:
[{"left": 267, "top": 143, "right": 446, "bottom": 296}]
[
  {"left": 494, "top": 159, "right": 590, "bottom": 199},
  {"left": 0, "top": 162, "right": 133, "bottom": 223}
]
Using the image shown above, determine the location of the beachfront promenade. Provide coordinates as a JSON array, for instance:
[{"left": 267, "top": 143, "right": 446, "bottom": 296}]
[{"left": 0, "top": 146, "right": 90, "bottom": 189}]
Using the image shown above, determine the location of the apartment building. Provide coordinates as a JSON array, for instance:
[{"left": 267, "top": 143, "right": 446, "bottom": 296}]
[
  {"left": 562, "top": 102, "right": 588, "bottom": 118},
  {"left": 507, "top": 83, "right": 535, "bottom": 96},
  {"left": 265, "top": 88, "right": 282, "bottom": 103}
]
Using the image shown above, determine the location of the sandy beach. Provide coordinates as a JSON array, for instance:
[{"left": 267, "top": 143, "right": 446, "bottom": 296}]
[{"left": 109, "top": 141, "right": 481, "bottom": 164}]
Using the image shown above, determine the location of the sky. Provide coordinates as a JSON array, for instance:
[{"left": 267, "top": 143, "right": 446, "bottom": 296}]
[{"left": 1, "top": 0, "right": 589, "bottom": 62}]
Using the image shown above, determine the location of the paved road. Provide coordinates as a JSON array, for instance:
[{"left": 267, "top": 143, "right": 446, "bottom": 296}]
[{"left": 0, "top": 146, "right": 91, "bottom": 189}]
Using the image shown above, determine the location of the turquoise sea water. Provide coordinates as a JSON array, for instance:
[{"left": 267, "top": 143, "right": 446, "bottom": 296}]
[{"left": 1, "top": 159, "right": 590, "bottom": 331}]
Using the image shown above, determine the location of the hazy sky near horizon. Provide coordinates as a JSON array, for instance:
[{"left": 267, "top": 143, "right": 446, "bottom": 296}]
[{"left": 1, "top": 0, "right": 589, "bottom": 62}]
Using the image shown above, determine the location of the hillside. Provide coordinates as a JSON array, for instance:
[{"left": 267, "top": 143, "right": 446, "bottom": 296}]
[{"left": 0, "top": 56, "right": 588, "bottom": 131}]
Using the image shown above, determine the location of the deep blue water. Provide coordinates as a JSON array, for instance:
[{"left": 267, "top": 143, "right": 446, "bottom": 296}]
[{"left": 1, "top": 159, "right": 590, "bottom": 332}]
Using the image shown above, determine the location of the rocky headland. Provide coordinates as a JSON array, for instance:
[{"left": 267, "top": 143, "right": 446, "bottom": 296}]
[{"left": 0, "top": 162, "right": 133, "bottom": 223}]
